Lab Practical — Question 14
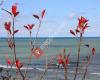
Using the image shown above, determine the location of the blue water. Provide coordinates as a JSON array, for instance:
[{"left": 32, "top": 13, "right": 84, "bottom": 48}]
[{"left": 0, "top": 37, "right": 99, "bottom": 80}]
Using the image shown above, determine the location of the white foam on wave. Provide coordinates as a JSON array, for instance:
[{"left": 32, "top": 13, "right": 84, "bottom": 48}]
[
  {"left": 90, "top": 72, "right": 100, "bottom": 76},
  {"left": 0, "top": 64, "right": 55, "bottom": 71},
  {"left": 0, "top": 64, "right": 33, "bottom": 70},
  {"left": 36, "top": 67, "right": 56, "bottom": 72}
]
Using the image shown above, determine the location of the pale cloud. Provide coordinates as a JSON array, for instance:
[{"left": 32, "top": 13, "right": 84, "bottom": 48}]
[
  {"left": 69, "top": 13, "right": 77, "bottom": 19},
  {"left": 68, "top": 11, "right": 88, "bottom": 20}
]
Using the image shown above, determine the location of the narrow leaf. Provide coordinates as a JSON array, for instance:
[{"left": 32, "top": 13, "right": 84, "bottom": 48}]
[
  {"left": 75, "top": 29, "right": 80, "bottom": 34},
  {"left": 14, "top": 29, "right": 19, "bottom": 34},
  {"left": 33, "top": 14, "right": 39, "bottom": 19},
  {"left": 24, "top": 25, "right": 28, "bottom": 30},
  {"left": 14, "top": 12, "right": 19, "bottom": 17},
  {"left": 70, "top": 30, "right": 75, "bottom": 36},
  {"left": 2, "top": 8, "right": 12, "bottom": 16}
]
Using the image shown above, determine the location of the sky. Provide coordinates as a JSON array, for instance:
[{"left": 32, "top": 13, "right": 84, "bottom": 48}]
[{"left": 0, "top": 0, "right": 100, "bottom": 37}]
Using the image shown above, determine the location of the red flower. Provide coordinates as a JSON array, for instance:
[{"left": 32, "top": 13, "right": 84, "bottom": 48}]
[
  {"left": 41, "top": 9, "right": 46, "bottom": 18},
  {"left": 78, "top": 16, "right": 89, "bottom": 33},
  {"left": 57, "top": 54, "right": 64, "bottom": 64},
  {"left": 4, "top": 22, "right": 11, "bottom": 33},
  {"left": 32, "top": 47, "right": 44, "bottom": 59},
  {"left": 66, "top": 57, "right": 69, "bottom": 65},
  {"left": 12, "top": 4, "right": 17, "bottom": 14},
  {"left": 24, "top": 24, "right": 34, "bottom": 31},
  {"left": 15, "top": 59, "right": 23, "bottom": 69},
  {"left": 57, "top": 54, "right": 69, "bottom": 65},
  {"left": 12, "top": 4, "right": 19, "bottom": 17}
]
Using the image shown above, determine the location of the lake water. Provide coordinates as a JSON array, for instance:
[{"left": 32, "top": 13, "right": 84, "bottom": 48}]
[{"left": 0, "top": 37, "right": 100, "bottom": 80}]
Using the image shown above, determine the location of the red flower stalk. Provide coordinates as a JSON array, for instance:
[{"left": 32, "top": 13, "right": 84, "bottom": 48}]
[
  {"left": 69, "top": 16, "right": 90, "bottom": 80},
  {"left": 24, "top": 24, "right": 34, "bottom": 31},
  {"left": 57, "top": 49, "right": 70, "bottom": 80},
  {"left": 33, "top": 9, "right": 46, "bottom": 20},
  {"left": 4, "top": 22, "right": 11, "bottom": 34},
  {"left": 3, "top": 4, "right": 24, "bottom": 80},
  {"left": 32, "top": 9, "right": 46, "bottom": 49},
  {"left": 24, "top": 24, "right": 35, "bottom": 78},
  {"left": 82, "top": 47, "right": 96, "bottom": 80},
  {"left": 12, "top": 4, "right": 19, "bottom": 17}
]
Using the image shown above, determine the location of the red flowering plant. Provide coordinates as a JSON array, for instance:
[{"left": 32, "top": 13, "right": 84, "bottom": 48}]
[
  {"left": 3, "top": 4, "right": 19, "bottom": 59},
  {"left": 48, "top": 49, "right": 70, "bottom": 80},
  {"left": 24, "top": 24, "right": 34, "bottom": 77},
  {"left": 57, "top": 49, "right": 70, "bottom": 80},
  {"left": 70, "top": 16, "right": 96, "bottom": 80},
  {"left": 81, "top": 46, "right": 96, "bottom": 80},
  {"left": 70, "top": 16, "right": 89, "bottom": 36},
  {"left": 32, "top": 9, "right": 46, "bottom": 46},
  {"left": 32, "top": 9, "right": 46, "bottom": 60},
  {"left": 23, "top": 9, "right": 46, "bottom": 79},
  {"left": 2, "top": 4, "right": 25, "bottom": 80}
]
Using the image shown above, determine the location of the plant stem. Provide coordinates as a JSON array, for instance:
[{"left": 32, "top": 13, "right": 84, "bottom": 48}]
[
  {"left": 82, "top": 64, "right": 88, "bottom": 80},
  {"left": 74, "top": 33, "right": 82, "bottom": 80},
  {"left": 12, "top": 18, "right": 16, "bottom": 62},
  {"left": 24, "top": 31, "right": 32, "bottom": 79},
  {"left": 63, "top": 51, "right": 67, "bottom": 80},
  {"left": 25, "top": 20, "right": 42, "bottom": 79},
  {"left": 56, "top": 65, "right": 59, "bottom": 80},
  {"left": 39, "top": 46, "right": 48, "bottom": 80},
  {"left": 82, "top": 47, "right": 94, "bottom": 80},
  {"left": 12, "top": 17, "right": 25, "bottom": 80},
  {"left": 33, "top": 20, "right": 41, "bottom": 48},
  {"left": 64, "top": 65, "right": 67, "bottom": 80}
]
